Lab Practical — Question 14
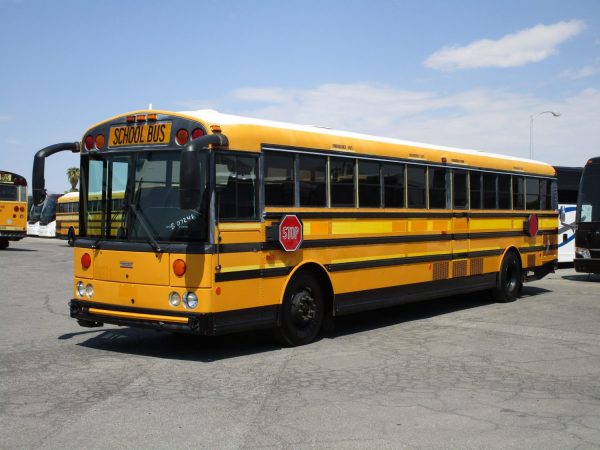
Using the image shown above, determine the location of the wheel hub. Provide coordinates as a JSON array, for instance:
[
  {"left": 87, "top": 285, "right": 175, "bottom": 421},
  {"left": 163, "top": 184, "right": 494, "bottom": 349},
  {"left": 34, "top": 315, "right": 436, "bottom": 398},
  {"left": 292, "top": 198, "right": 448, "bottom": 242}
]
[{"left": 290, "top": 288, "right": 316, "bottom": 327}]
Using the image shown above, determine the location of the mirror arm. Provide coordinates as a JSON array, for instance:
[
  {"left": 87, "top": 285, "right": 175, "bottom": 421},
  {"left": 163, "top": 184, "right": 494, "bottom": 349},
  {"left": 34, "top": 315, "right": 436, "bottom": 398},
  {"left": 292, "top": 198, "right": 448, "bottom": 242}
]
[{"left": 32, "top": 142, "right": 80, "bottom": 205}]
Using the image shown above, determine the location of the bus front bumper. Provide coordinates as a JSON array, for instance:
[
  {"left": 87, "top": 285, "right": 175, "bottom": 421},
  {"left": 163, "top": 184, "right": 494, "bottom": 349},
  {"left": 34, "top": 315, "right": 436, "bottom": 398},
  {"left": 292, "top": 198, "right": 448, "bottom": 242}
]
[
  {"left": 69, "top": 299, "right": 278, "bottom": 336},
  {"left": 0, "top": 230, "right": 26, "bottom": 241}
]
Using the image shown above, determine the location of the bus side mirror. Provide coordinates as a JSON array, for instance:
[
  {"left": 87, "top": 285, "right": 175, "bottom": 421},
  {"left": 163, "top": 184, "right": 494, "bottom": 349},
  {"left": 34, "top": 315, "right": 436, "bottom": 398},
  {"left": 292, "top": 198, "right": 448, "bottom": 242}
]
[
  {"left": 179, "top": 150, "right": 202, "bottom": 210},
  {"left": 32, "top": 142, "right": 80, "bottom": 206},
  {"left": 179, "top": 133, "right": 229, "bottom": 210}
]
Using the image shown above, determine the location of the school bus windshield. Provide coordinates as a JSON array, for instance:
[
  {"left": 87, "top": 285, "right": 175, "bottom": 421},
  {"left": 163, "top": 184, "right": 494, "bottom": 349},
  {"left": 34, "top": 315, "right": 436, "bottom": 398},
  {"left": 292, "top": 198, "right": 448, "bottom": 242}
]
[
  {"left": 81, "top": 150, "right": 209, "bottom": 243},
  {"left": 0, "top": 184, "right": 18, "bottom": 201}
]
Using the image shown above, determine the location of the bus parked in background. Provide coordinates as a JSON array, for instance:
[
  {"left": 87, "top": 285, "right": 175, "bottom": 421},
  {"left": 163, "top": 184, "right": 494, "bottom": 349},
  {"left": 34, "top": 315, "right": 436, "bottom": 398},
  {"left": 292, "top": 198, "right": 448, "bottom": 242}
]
[
  {"left": 575, "top": 157, "right": 600, "bottom": 274},
  {"left": 32, "top": 110, "right": 558, "bottom": 346},
  {"left": 554, "top": 166, "right": 582, "bottom": 264},
  {"left": 27, "top": 193, "right": 59, "bottom": 237},
  {"left": 27, "top": 198, "right": 42, "bottom": 236},
  {"left": 38, "top": 194, "right": 58, "bottom": 238},
  {"left": 56, "top": 192, "right": 79, "bottom": 246},
  {"left": 0, "top": 170, "right": 27, "bottom": 249}
]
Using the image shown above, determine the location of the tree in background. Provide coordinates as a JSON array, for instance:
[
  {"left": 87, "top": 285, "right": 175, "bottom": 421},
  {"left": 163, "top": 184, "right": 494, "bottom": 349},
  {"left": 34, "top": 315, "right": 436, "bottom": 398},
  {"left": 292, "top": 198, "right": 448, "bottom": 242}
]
[{"left": 66, "top": 167, "right": 80, "bottom": 192}]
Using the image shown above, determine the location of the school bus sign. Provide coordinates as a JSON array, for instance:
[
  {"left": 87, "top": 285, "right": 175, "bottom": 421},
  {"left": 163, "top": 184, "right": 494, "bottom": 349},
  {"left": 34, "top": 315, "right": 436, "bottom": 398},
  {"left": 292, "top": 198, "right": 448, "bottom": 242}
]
[{"left": 279, "top": 215, "right": 303, "bottom": 252}]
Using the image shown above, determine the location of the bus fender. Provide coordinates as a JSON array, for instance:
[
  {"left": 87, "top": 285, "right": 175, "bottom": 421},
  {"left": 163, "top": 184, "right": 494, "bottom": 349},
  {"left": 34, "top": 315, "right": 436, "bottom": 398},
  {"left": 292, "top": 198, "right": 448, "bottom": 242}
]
[
  {"left": 278, "top": 261, "right": 334, "bottom": 325},
  {"left": 498, "top": 246, "right": 522, "bottom": 272}
]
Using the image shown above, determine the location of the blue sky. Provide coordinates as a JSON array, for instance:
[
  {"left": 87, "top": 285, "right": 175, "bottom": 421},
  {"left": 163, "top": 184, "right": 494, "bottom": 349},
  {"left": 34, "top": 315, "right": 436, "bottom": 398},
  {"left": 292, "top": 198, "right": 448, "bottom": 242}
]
[{"left": 1, "top": 0, "right": 599, "bottom": 193}]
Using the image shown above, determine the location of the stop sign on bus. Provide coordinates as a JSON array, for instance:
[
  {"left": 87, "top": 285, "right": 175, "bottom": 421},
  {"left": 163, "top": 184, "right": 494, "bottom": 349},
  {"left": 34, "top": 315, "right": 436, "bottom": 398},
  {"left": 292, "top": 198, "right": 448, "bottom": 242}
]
[{"left": 279, "top": 215, "right": 303, "bottom": 252}]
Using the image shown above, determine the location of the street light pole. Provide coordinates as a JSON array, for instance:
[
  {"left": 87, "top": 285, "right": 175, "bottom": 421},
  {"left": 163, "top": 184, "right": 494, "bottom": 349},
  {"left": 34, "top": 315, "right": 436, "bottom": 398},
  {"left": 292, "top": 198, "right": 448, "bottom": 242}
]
[{"left": 530, "top": 111, "right": 560, "bottom": 159}]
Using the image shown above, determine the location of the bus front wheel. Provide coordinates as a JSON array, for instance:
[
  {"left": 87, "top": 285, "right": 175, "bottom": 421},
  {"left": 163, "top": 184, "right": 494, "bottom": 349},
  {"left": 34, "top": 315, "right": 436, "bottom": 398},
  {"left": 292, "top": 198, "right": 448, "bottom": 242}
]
[
  {"left": 492, "top": 251, "right": 522, "bottom": 303},
  {"left": 275, "top": 272, "right": 324, "bottom": 346},
  {"left": 0, "top": 238, "right": 8, "bottom": 250}
]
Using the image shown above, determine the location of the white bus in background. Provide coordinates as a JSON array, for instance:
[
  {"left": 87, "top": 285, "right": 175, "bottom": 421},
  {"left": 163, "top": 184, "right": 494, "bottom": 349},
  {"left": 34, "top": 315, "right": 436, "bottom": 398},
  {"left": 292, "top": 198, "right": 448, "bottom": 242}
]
[
  {"left": 27, "top": 196, "right": 42, "bottom": 236},
  {"left": 28, "top": 194, "right": 59, "bottom": 237},
  {"left": 554, "top": 166, "right": 582, "bottom": 264}
]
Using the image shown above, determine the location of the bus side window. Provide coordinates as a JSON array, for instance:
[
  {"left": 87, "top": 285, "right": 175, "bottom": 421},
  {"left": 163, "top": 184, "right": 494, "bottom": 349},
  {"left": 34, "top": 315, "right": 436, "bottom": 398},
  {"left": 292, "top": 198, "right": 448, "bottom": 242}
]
[
  {"left": 299, "top": 154, "right": 326, "bottom": 207},
  {"left": 358, "top": 160, "right": 381, "bottom": 208},
  {"left": 428, "top": 167, "right": 447, "bottom": 209},
  {"left": 216, "top": 153, "right": 259, "bottom": 220},
  {"left": 470, "top": 171, "right": 482, "bottom": 209},
  {"left": 264, "top": 151, "right": 295, "bottom": 207},
  {"left": 453, "top": 170, "right": 468, "bottom": 209},
  {"left": 512, "top": 176, "right": 524, "bottom": 210},
  {"left": 483, "top": 173, "right": 497, "bottom": 209},
  {"left": 526, "top": 177, "right": 540, "bottom": 210},
  {"left": 407, "top": 165, "right": 426, "bottom": 209},
  {"left": 540, "top": 179, "right": 548, "bottom": 210},
  {"left": 330, "top": 157, "right": 356, "bottom": 207},
  {"left": 382, "top": 162, "right": 404, "bottom": 208},
  {"left": 498, "top": 175, "right": 511, "bottom": 209}
]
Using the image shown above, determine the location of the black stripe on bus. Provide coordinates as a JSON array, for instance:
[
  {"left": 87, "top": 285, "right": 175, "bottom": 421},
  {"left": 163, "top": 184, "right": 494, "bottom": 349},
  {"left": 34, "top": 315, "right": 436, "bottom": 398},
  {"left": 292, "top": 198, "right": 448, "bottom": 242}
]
[
  {"left": 263, "top": 211, "right": 557, "bottom": 220},
  {"left": 214, "top": 266, "right": 293, "bottom": 283},
  {"left": 291, "top": 230, "right": 556, "bottom": 250},
  {"left": 75, "top": 228, "right": 557, "bottom": 255}
]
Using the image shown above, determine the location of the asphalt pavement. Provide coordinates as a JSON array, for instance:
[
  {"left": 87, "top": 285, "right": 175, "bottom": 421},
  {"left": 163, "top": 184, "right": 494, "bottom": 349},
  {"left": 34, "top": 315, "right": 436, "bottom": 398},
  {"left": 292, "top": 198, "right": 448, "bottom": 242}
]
[{"left": 1, "top": 237, "right": 599, "bottom": 449}]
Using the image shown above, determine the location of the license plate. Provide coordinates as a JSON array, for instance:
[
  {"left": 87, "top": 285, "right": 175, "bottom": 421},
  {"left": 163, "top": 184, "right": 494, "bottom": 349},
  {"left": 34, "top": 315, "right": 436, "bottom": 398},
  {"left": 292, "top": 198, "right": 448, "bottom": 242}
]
[{"left": 109, "top": 123, "right": 172, "bottom": 147}]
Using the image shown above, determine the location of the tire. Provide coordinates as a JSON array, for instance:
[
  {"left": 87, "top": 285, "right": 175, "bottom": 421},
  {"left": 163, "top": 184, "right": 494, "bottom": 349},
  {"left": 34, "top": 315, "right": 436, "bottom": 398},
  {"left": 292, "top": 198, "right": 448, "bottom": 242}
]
[
  {"left": 67, "top": 227, "right": 75, "bottom": 247},
  {"left": 275, "top": 272, "right": 324, "bottom": 346},
  {"left": 0, "top": 238, "right": 9, "bottom": 250},
  {"left": 492, "top": 251, "right": 522, "bottom": 303}
]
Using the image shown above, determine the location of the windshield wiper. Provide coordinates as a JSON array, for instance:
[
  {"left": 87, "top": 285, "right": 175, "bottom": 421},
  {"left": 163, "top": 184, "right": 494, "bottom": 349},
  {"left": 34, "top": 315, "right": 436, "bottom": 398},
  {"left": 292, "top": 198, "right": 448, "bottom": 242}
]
[
  {"left": 129, "top": 203, "right": 162, "bottom": 253},
  {"left": 127, "top": 176, "right": 162, "bottom": 253}
]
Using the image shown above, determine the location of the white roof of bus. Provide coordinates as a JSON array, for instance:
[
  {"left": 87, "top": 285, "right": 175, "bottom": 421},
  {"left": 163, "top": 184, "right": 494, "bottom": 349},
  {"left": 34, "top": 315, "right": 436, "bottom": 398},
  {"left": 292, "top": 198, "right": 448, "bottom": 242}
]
[
  {"left": 58, "top": 191, "right": 79, "bottom": 200},
  {"left": 178, "top": 109, "right": 546, "bottom": 167}
]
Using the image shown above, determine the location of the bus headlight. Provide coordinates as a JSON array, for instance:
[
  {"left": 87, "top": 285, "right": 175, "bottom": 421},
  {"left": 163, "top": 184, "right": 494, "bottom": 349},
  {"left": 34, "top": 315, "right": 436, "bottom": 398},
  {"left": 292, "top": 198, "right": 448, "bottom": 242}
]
[
  {"left": 576, "top": 247, "right": 591, "bottom": 259},
  {"left": 183, "top": 292, "right": 198, "bottom": 309},
  {"left": 168, "top": 292, "right": 181, "bottom": 307},
  {"left": 77, "top": 281, "right": 86, "bottom": 297},
  {"left": 86, "top": 284, "right": 94, "bottom": 298}
]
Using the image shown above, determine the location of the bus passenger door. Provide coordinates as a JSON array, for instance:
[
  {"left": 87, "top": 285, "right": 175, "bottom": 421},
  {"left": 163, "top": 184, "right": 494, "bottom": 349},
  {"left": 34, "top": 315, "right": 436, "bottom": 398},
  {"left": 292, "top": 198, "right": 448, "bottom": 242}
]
[
  {"left": 452, "top": 170, "right": 470, "bottom": 278},
  {"left": 213, "top": 152, "right": 263, "bottom": 311}
]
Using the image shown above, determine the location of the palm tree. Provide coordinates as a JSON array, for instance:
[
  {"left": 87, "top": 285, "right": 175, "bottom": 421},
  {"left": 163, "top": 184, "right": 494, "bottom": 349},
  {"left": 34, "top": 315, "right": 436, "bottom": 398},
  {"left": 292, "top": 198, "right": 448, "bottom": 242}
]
[{"left": 66, "top": 167, "right": 80, "bottom": 192}]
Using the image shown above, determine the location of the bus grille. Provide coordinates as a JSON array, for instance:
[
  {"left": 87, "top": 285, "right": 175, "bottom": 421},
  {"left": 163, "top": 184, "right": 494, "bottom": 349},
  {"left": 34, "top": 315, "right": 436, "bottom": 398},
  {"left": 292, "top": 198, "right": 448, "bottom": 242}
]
[
  {"left": 453, "top": 260, "right": 468, "bottom": 278},
  {"left": 470, "top": 258, "right": 483, "bottom": 275},
  {"left": 433, "top": 262, "right": 449, "bottom": 280}
]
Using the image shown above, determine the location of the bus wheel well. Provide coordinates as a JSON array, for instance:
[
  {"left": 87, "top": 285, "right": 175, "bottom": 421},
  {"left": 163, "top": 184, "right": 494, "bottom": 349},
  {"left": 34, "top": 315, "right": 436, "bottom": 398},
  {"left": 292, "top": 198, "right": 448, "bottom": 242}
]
[
  {"left": 288, "top": 263, "right": 333, "bottom": 322},
  {"left": 504, "top": 247, "right": 522, "bottom": 269}
]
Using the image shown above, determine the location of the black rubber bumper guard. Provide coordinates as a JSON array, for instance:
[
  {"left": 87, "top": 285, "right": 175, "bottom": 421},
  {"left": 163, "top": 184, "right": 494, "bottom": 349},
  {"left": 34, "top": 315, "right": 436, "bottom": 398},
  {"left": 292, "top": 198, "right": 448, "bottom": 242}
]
[{"left": 69, "top": 299, "right": 212, "bottom": 335}]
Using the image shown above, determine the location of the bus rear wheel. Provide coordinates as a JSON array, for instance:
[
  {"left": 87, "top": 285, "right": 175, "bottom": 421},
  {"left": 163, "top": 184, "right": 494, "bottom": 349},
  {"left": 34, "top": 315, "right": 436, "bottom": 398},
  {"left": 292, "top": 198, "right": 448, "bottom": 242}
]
[
  {"left": 275, "top": 272, "right": 324, "bottom": 346},
  {"left": 492, "top": 251, "right": 522, "bottom": 303},
  {"left": 67, "top": 227, "right": 75, "bottom": 247},
  {"left": 0, "top": 238, "right": 8, "bottom": 250}
]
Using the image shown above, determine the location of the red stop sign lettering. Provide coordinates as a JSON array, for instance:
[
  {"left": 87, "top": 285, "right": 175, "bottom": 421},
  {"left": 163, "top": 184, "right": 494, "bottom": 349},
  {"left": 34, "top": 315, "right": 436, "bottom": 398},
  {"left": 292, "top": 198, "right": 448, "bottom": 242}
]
[{"left": 279, "top": 215, "right": 303, "bottom": 252}]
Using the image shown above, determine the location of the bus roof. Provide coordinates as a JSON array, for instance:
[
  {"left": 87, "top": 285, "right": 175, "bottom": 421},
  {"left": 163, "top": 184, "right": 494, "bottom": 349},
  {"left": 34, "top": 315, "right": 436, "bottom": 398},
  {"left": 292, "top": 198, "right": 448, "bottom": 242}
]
[
  {"left": 89, "top": 109, "right": 556, "bottom": 177},
  {"left": 58, "top": 191, "right": 79, "bottom": 202},
  {"left": 180, "top": 110, "right": 555, "bottom": 176},
  {"left": 0, "top": 170, "right": 27, "bottom": 185}
]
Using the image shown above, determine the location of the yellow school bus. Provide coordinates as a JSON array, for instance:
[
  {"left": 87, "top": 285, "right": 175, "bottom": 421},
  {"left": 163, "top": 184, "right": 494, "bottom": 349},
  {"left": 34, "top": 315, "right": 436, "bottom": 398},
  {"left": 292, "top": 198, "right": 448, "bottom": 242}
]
[
  {"left": 0, "top": 170, "right": 28, "bottom": 250},
  {"left": 56, "top": 192, "right": 79, "bottom": 245},
  {"left": 32, "top": 110, "right": 557, "bottom": 345}
]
